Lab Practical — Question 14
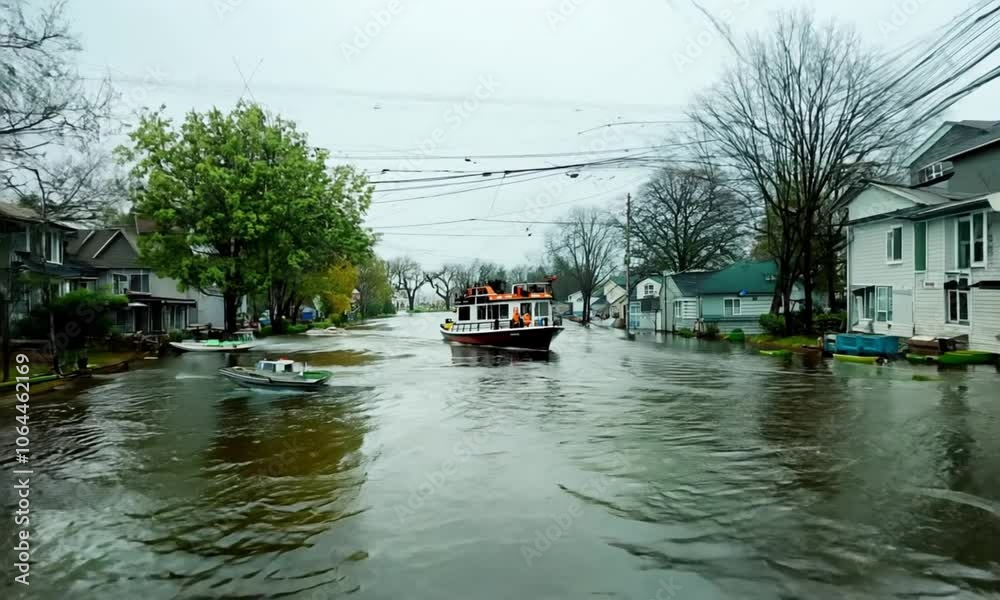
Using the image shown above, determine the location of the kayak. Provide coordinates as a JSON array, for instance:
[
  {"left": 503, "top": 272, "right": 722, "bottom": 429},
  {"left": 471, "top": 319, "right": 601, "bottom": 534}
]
[{"left": 833, "top": 354, "right": 882, "bottom": 364}]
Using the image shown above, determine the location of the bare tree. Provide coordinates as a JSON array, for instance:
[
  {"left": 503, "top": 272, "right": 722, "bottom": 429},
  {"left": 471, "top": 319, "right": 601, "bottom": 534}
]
[
  {"left": 689, "top": 11, "right": 919, "bottom": 331},
  {"left": 631, "top": 166, "right": 749, "bottom": 273},
  {"left": 424, "top": 264, "right": 467, "bottom": 310},
  {"left": 387, "top": 256, "right": 423, "bottom": 311},
  {"left": 0, "top": 0, "right": 112, "bottom": 170},
  {"left": 546, "top": 207, "right": 620, "bottom": 323}
]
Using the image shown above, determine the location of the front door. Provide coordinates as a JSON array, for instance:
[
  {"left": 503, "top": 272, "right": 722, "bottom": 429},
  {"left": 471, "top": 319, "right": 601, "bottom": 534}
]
[{"left": 151, "top": 303, "right": 163, "bottom": 332}]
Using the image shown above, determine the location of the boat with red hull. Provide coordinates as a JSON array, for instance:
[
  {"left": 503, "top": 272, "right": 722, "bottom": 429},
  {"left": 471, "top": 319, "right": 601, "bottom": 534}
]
[{"left": 441, "top": 279, "right": 563, "bottom": 352}]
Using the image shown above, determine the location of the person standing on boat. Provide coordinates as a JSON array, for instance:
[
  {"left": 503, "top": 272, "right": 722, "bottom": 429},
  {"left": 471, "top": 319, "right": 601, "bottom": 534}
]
[
  {"left": 511, "top": 308, "right": 521, "bottom": 328},
  {"left": 522, "top": 310, "right": 532, "bottom": 328}
]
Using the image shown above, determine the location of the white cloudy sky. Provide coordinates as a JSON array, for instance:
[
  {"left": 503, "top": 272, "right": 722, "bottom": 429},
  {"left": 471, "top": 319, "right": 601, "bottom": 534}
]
[{"left": 69, "top": 0, "right": 998, "bottom": 269}]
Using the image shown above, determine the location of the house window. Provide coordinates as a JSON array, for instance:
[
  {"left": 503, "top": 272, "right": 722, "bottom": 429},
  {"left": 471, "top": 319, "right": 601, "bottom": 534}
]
[
  {"left": 129, "top": 273, "right": 150, "bottom": 293},
  {"left": 875, "top": 286, "right": 893, "bottom": 322},
  {"left": 43, "top": 230, "right": 63, "bottom": 264},
  {"left": 955, "top": 213, "right": 986, "bottom": 269},
  {"left": 724, "top": 298, "right": 741, "bottom": 317},
  {"left": 972, "top": 211, "right": 987, "bottom": 267},
  {"left": 643, "top": 283, "right": 655, "bottom": 297},
  {"left": 886, "top": 226, "right": 903, "bottom": 263},
  {"left": 112, "top": 274, "right": 128, "bottom": 295},
  {"left": 914, "top": 221, "right": 927, "bottom": 272},
  {"left": 673, "top": 300, "right": 683, "bottom": 319},
  {"left": 946, "top": 277, "right": 969, "bottom": 324}
]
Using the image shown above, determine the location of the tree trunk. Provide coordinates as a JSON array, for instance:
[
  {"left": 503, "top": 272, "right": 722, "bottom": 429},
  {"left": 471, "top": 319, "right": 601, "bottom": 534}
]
[
  {"left": 407, "top": 290, "right": 416, "bottom": 311},
  {"left": 801, "top": 240, "right": 814, "bottom": 333},
  {"left": 582, "top": 293, "right": 591, "bottom": 324},
  {"left": 825, "top": 251, "right": 838, "bottom": 310},
  {"left": 2, "top": 296, "right": 10, "bottom": 382},
  {"left": 223, "top": 290, "right": 240, "bottom": 333},
  {"left": 291, "top": 301, "right": 302, "bottom": 325},
  {"left": 48, "top": 301, "right": 61, "bottom": 376}
]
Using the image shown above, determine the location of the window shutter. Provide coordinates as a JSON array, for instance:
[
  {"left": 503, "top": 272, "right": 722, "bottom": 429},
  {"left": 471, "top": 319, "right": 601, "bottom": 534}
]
[{"left": 914, "top": 222, "right": 926, "bottom": 271}]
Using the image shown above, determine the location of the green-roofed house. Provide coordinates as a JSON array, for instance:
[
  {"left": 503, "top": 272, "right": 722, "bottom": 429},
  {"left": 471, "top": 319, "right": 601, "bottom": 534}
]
[{"left": 663, "top": 260, "right": 805, "bottom": 334}]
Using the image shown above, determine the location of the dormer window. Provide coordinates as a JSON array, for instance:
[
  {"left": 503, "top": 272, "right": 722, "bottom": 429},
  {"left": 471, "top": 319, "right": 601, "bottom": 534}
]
[{"left": 918, "top": 161, "right": 952, "bottom": 184}]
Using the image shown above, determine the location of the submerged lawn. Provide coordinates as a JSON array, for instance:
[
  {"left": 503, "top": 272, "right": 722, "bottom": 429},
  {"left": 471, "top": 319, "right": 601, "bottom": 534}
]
[{"left": 748, "top": 335, "right": 820, "bottom": 349}]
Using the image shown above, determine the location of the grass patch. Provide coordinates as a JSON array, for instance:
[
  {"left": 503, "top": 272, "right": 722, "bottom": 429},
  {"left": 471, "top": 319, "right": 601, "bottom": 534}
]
[
  {"left": 676, "top": 328, "right": 696, "bottom": 338},
  {"left": 748, "top": 335, "right": 818, "bottom": 349}
]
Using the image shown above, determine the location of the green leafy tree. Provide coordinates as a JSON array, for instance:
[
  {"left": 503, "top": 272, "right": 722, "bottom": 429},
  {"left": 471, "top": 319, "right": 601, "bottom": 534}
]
[{"left": 118, "top": 102, "right": 372, "bottom": 332}]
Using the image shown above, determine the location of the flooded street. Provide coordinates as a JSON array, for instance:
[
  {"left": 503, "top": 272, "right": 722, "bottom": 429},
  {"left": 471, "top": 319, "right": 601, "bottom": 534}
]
[{"left": 3, "top": 313, "right": 1000, "bottom": 599}]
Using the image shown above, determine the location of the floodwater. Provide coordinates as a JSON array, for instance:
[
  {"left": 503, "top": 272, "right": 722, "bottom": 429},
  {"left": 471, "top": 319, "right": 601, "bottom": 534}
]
[{"left": 3, "top": 313, "right": 1000, "bottom": 599}]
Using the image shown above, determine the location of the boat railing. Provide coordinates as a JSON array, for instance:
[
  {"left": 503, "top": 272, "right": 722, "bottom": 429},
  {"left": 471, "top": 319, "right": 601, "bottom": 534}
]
[{"left": 447, "top": 317, "right": 554, "bottom": 333}]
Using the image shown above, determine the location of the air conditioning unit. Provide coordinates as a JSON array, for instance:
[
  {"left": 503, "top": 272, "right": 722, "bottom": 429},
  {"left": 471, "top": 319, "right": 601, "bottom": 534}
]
[{"left": 923, "top": 280, "right": 937, "bottom": 288}]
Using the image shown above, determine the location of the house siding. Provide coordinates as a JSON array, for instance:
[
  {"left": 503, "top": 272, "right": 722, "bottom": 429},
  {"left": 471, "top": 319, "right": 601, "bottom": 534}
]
[
  {"left": 848, "top": 218, "right": 916, "bottom": 336},
  {"left": 970, "top": 289, "right": 1000, "bottom": 353},
  {"left": 701, "top": 294, "right": 772, "bottom": 334},
  {"left": 944, "top": 145, "right": 1000, "bottom": 195},
  {"left": 848, "top": 186, "right": 921, "bottom": 222},
  {"left": 909, "top": 124, "right": 984, "bottom": 174}
]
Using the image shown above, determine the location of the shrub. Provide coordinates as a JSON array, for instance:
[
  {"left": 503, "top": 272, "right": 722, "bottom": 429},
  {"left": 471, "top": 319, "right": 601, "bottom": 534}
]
[
  {"left": 700, "top": 323, "right": 721, "bottom": 339},
  {"left": 676, "top": 328, "right": 696, "bottom": 338},
  {"left": 287, "top": 324, "right": 308, "bottom": 334},
  {"left": 728, "top": 328, "right": 746, "bottom": 342},
  {"left": 259, "top": 325, "right": 273, "bottom": 337},
  {"left": 310, "top": 320, "right": 331, "bottom": 330},
  {"left": 168, "top": 329, "right": 185, "bottom": 343},
  {"left": 759, "top": 313, "right": 786, "bottom": 336},
  {"left": 815, "top": 311, "right": 846, "bottom": 333}
]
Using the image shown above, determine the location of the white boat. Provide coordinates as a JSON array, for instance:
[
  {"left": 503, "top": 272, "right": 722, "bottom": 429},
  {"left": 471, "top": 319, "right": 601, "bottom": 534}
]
[
  {"left": 304, "top": 326, "right": 340, "bottom": 336},
  {"left": 219, "top": 359, "right": 332, "bottom": 389},
  {"left": 170, "top": 331, "right": 256, "bottom": 353}
]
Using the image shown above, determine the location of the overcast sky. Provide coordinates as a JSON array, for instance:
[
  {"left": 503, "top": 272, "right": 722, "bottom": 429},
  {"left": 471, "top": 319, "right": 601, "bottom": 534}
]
[{"left": 69, "top": 0, "right": 998, "bottom": 270}]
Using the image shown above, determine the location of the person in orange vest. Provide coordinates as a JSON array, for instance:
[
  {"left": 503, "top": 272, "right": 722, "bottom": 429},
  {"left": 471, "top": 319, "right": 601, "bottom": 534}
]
[
  {"left": 511, "top": 308, "right": 521, "bottom": 328},
  {"left": 522, "top": 310, "right": 532, "bottom": 327}
]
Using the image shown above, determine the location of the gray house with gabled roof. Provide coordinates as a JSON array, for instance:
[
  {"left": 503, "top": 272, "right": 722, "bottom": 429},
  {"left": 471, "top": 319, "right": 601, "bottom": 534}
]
[{"left": 66, "top": 222, "right": 225, "bottom": 334}]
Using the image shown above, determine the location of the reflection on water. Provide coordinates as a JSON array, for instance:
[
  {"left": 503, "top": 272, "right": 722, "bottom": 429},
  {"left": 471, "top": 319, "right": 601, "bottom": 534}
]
[{"left": 2, "top": 314, "right": 1000, "bottom": 599}]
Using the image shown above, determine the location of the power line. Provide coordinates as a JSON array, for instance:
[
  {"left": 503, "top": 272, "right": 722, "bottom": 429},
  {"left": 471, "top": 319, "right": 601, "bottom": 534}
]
[
  {"left": 372, "top": 218, "right": 576, "bottom": 230},
  {"left": 371, "top": 170, "right": 567, "bottom": 204},
  {"left": 346, "top": 141, "right": 707, "bottom": 163},
  {"left": 377, "top": 232, "right": 528, "bottom": 238}
]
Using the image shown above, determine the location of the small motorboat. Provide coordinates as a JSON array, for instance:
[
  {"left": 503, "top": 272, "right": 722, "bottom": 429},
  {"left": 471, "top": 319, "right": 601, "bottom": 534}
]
[
  {"left": 170, "top": 331, "right": 256, "bottom": 353},
  {"left": 304, "top": 326, "right": 341, "bottom": 336},
  {"left": 219, "top": 358, "right": 333, "bottom": 389}
]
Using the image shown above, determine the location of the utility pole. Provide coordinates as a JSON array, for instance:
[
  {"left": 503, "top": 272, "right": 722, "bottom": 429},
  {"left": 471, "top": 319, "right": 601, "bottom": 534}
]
[{"left": 625, "top": 192, "right": 633, "bottom": 337}]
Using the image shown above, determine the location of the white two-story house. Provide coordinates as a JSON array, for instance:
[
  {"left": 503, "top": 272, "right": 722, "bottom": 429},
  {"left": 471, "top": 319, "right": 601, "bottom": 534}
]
[{"left": 845, "top": 120, "right": 1000, "bottom": 353}]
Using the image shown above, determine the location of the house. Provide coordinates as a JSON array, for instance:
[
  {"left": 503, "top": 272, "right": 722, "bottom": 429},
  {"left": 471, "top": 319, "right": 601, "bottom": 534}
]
[
  {"left": 568, "top": 275, "right": 629, "bottom": 323},
  {"left": 906, "top": 120, "right": 1000, "bottom": 194},
  {"left": 567, "top": 290, "right": 598, "bottom": 317},
  {"left": 662, "top": 260, "right": 800, "bottom": 334},
  {"left": 628, "top": 275, "right": 664, "bottom": 331},
  {"left": 841, "top": 120, "right": 1000, "bottom": 353},
  {"left": 65, "top": 222, "right": 225, "bottom": 334},
  {"left": 0, "top": 203, "right": 85, "bottom": 319},
  {"left": 845, "top": 187, "right": 1000, "bottom": 352}
]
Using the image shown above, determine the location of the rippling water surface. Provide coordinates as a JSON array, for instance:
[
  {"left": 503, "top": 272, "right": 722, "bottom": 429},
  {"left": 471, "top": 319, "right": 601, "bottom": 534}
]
[{"left": 3, "top": 313, "right": 1000, "bottom": 599}]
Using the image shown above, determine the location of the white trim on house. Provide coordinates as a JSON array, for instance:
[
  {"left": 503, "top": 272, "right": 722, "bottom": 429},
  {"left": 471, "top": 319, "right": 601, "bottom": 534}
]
[
  {"left": 93, "top": 230, "right": 122, "bottom": 259},
  {"left": 723, "top": 297, "right": 742, "bottom": 316},
  {"left": 886, "top": 226, "right": 903, "bottom": 264}
]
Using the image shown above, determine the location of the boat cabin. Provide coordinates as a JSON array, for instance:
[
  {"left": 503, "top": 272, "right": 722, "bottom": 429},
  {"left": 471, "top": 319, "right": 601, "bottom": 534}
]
[
  {"left": 449, "top": 280, "right": 557, "bottom": 332},
  {"left": 256, "top": 359, "right": 300, "bottom": 373}
]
